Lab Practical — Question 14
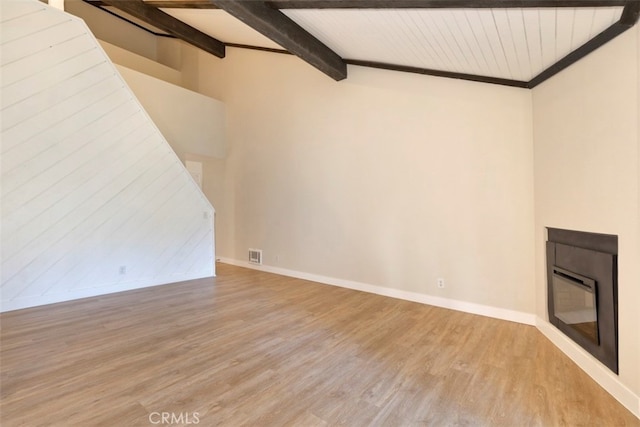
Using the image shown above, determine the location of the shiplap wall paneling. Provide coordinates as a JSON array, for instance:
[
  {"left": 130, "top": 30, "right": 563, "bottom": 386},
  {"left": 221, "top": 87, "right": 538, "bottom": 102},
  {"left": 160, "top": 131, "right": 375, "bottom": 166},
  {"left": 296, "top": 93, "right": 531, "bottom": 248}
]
[{"left": 1, "top": 0, "right": 215, "bottom": 312}]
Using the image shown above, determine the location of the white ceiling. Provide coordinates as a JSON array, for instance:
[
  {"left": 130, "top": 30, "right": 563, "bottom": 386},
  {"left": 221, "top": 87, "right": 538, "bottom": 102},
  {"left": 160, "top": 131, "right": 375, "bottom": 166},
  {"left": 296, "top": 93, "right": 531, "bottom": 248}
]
[
  {"left": 161, "top": 5, "right": 623, "bottom": 82},
  {"left": 284, "top": 7, "right": 623, "bottom": 81},
  {"left": 162, "top": 8, "right": 283, "bottom": 49}
]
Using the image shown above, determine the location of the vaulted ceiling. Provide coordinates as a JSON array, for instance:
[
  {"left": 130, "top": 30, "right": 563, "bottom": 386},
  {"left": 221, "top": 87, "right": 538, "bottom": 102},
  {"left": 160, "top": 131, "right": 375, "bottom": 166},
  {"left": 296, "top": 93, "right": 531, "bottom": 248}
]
[{"left": 86, "top": 0, "right": 640, "bottom": 88}]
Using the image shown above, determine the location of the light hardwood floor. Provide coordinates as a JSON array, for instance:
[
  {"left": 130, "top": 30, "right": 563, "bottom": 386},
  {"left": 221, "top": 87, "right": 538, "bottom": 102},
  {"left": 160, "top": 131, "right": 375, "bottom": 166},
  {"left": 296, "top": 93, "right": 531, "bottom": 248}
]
[{"left": 1, "top": 263, "right": 638, "bottom": 426}]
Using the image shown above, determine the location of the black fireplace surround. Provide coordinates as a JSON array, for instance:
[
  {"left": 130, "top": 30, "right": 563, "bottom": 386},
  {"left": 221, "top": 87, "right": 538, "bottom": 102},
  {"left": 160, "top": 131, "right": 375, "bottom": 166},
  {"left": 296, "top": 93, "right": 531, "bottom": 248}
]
[{"left": 546, "top": 228, "right": 618, "bottom": 374}]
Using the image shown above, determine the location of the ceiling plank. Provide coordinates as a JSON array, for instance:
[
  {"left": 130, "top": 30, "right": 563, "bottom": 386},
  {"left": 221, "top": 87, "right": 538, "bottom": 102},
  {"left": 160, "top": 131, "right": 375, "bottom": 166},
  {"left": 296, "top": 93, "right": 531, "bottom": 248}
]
[
  {"left": 99, "top": 0, "right": 226, "bottom": 57},
  {"left": 210, "top": 1, "right": 347, "bottom": 80},
  {"left": 142, "top": 0, "right": 627, "bottom": 9}
]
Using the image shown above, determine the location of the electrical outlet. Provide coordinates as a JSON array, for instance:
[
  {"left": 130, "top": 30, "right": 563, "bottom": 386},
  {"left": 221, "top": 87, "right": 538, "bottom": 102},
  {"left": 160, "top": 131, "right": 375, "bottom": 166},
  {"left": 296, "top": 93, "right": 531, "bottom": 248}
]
[
  {"left": 119, "top": 266, "right": 127, "bottom": 275},
  {"left": 437, "top": 278, "right": 445, "bottom": 288}
]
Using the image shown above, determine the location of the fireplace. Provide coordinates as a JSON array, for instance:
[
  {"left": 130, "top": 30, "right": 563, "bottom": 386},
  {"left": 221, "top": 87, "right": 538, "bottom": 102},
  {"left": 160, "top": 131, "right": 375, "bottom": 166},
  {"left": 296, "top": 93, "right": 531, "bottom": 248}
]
[{"left": 546, "top": 228, "right": 618, "bottom": 374}]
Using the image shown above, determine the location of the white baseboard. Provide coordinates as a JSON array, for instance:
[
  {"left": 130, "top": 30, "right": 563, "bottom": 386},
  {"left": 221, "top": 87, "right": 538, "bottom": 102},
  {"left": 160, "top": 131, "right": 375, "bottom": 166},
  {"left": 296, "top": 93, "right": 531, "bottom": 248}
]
[
  {"left": 217, "top": 257, "right": 536, "bottom": 325},
  {"left": 536, "top": 317, "right": 640, "bottom": 418},
  {"left": 0, "top": 270, "right": 214, "bottom": 313}
]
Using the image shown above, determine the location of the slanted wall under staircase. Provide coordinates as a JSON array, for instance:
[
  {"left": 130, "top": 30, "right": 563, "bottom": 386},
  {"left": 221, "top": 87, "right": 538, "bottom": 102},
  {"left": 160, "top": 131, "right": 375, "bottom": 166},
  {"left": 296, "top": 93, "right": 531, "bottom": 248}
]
[{"left": 1, "top": 0, "right": 215, "bottom": 312}]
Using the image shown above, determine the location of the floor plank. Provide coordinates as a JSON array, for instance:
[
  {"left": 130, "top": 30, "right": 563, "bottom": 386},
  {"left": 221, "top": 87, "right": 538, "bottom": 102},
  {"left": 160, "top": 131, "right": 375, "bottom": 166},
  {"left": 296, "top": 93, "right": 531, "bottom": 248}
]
[{"left": 1, "top": 263, "right": 638, "bottom": 426}]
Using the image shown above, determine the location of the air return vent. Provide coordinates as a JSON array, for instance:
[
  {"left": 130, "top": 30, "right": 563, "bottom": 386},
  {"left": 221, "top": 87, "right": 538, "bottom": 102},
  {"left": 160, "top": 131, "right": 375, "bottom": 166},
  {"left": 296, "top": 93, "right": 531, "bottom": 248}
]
[{"left": 249, "top": 249, "right": 262, "bottom": 265}]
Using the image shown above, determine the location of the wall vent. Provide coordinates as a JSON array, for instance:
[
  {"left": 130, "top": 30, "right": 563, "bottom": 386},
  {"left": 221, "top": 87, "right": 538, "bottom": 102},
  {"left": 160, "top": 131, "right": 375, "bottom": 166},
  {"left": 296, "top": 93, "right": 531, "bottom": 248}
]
[{"left": 249, "top": 249, "right": 262, "bottom": 265}]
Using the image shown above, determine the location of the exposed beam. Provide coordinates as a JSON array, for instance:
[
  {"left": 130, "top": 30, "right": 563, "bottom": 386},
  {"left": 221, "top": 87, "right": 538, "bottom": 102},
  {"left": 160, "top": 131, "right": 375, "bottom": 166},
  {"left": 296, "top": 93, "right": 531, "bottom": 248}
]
[
  {"left": 142, "top": 0, "right": 628, "bottom": 8},
  {"left": 99, "top": 0, "right": 225, "bottom": 58},
  {"left": 619, "top": 0, "right": 640, "bottom": 25},
  {"left": 210, "top": 1, "right": 347, "bottom": 80},
  {"left": 528, "top": 0, "right": 640, "bottom": 88},
  {"left": 345, "top": 59, "right": 529, "bottom": 88},
  {"left": 225, "top": 43, "right": 292, "bottom": 55},
  {"left": 265, "top": 0, "right": 628, "bottom": 8},
  {"left": 143, "top": 0, "right": 220, "bottom": 8}
]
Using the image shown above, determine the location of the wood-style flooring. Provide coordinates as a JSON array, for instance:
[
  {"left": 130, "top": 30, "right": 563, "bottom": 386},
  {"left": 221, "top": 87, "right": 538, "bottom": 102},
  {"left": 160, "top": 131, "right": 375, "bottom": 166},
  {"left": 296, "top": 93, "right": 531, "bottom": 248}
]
[{"left": 1, "top": 263, "right": 638, "bottom": 426}]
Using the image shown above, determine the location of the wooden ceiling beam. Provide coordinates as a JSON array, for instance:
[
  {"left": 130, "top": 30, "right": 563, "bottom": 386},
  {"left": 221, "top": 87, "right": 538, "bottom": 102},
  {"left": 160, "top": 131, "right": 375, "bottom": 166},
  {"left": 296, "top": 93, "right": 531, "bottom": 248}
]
[
  {"left": 99, "top": 0, "right": 226, "bottom": 57},
  {"left": 143, "top": 1, "right": 220, "bottom": 8},
  {"left": 345, "top": 59, "right": 529, "bottom": 87},
  {"left": 210, "top": 1, "right": 347, "bottom": 81},
  {"left": 266, "top": 0, "right": 628, "bottom": 8},
  {"left": 141, "top": 0, "right": 628, "bottom": 9}
]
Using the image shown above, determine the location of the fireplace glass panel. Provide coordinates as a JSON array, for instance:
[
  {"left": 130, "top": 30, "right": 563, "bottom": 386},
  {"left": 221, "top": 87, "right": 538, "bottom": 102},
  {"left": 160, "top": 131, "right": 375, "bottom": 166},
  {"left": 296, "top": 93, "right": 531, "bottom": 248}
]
[{"left": 552, "top": 268, "right": 599, "bottom": 345}]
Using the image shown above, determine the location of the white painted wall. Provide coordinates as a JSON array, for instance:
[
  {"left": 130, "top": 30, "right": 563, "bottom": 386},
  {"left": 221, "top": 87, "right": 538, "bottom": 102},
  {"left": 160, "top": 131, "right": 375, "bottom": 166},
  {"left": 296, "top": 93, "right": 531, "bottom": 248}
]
[
  {"left": 185, "top": 47, "right": 536, "bottom": 315},
  {"left": 99, "top": 40, "right": 182, "bottom": 86},
  {"left": 533, "top": 25, "right": 640, "bottom": 413},
  {"left": 0, "top": 0, "right": 215, "bottom": 312},
  {"left": 115, "top": 65, "right": 226, "bottom": 160}
]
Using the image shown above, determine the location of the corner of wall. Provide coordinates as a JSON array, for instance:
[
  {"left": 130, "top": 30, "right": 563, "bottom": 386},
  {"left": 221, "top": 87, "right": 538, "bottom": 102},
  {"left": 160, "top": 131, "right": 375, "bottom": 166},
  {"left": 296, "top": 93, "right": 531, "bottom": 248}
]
[{"left": 531, "top": 22, "right": 640, "bottom": 414}]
